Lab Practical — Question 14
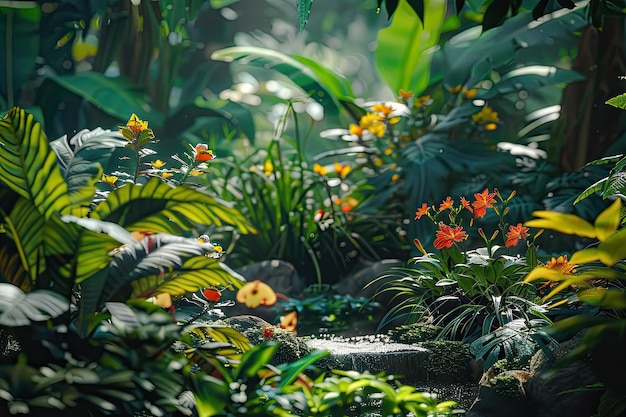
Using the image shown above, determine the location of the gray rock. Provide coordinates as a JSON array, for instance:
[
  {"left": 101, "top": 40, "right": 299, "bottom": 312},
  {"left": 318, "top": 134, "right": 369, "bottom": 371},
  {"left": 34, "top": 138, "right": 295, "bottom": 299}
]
[{"left": 525, "top": 332, "right": 601, "bottom": 417}]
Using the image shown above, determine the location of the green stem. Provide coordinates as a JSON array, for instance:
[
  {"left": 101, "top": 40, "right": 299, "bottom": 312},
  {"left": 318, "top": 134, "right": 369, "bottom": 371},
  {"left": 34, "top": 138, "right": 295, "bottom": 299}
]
[{"left": 133, "top": 150, "right": 140, "bottom": 182}]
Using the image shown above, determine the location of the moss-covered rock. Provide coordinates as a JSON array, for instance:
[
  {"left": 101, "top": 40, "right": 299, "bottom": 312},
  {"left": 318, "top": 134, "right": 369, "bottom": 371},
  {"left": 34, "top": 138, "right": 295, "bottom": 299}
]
[{"left": 387, "top": 323, "right": 443, "bottom": 343}]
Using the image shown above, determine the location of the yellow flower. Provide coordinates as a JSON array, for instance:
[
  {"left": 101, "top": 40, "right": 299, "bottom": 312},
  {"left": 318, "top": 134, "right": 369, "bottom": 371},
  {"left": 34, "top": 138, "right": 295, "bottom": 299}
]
[
  {"left": 213, "top": 244, "right": 223, "bottom": 254},
  {"left": 101, "top": 174, "right": 118, "bottom": 187},
  {"left": 189, "top": 170, "right": 203, "bottom": 176},
  {"left": 447, "top": 85, "right": 462, "bottom": 93},
  {"left": 485, "top": 122, "right": 498, "bottom": 131},
  {"left": 472, "top": 106, "right": 499, "bottom": 125},
  {"left": 313, "top": 163, "right": 327, "bottom": 176},
  {"left": 391, "top": 173, "right": 400, "bottom": 182},
  {"left": 349, "top": 124, "right": 364, "bottom": 137},
  {"left": 372, "top": 103, "right": 393, "bottom": 117},
  {"left": 462, "top": 88, "right": 477, "bottom": 99},
  {"left": 414, "top": 95, "right": 432, "bottom": 109},
  {"left": 119, "top": 113, "right": 150, "bottom": 141},
  {"left": 334, "top": 162, "right": 351, "bottom": 178},
  {"left": 263, "top": 159, "right": 273, "bottom": 176},
  {"left": 384, "top": 147, "right": 393, "bottom": 156},
  {"left": 359, "top": 113, "right": 386, "bottom": 138},
  {"left": 373, "top": 158, "right": 383, "bottom": 167},
  {"left": 161, "top": 172, "right": 173, "bottom": 179},
  {"left": 151, "top": 159, "right": 166, "bottom": 169}
]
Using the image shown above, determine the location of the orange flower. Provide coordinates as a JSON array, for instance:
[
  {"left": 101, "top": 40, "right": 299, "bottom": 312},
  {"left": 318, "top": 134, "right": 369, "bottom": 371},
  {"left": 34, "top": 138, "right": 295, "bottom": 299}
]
[
  {"left": 433, "top": 223, "right": 468, "bottom": 249},
  {"left": 472, "top": 188, "right": 497, "bottom": 219},
  {"left": 545, "top": 256, "right": 577, "bottom": 275},
  {"left": 399, "top": 89, "right": 413, "bottom": 99},
  {"left": 415, "top": 203, "right": 431, "bottom": 220},
  {"left": 439, "top": 196, "right": 454, "bottom": 211},
  {"left": 194, "top": 143, "right": 215, "bottom": 162},
  {"left": 236, "top": 280, "right": 277, "bottom": 308},
  {"left": 460, "top": 196, "right": 473, "bottom": 214},
  {"left": 202, "top": 287, "right": 221, "bottom": 302},
  {"left": 505, "top": 223, "right": 530, "bottom": 248}
]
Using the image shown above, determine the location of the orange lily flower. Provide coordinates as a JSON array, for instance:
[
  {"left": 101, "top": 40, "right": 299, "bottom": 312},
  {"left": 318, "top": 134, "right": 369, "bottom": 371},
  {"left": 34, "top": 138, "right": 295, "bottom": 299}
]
[
  {"left": 505, "top": 223, "right": 530, "bottom": 248},
  {"left": 433, "top": 223, "right": 468, "bottom": 249}
]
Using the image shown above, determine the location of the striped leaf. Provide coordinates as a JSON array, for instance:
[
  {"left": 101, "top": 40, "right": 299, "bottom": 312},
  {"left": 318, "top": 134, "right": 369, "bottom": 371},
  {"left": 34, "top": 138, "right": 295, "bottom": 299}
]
[
  {"left": 153, "top": 257, "right": 245, "bottom": 296},
  {"left": 0, "top": 107, "right": 73, "bottom": 219},
  {"left": 0, "top": 283, "right": 68, "bottom": 326},
  {"left": 90, "top": 178, "right": 255, "bottom": 235},
  {"left": 50, "top": 128, "right": 127, "bottom": 208}
]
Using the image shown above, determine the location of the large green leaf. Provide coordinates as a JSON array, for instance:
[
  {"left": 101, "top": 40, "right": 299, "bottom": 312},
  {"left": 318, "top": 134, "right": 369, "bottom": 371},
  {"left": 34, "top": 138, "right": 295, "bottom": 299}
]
[
  {"left": 154, "top": 257, "right": 245, "bottom": 296},
  {"left": 2, "top": 198, "right": 44, "bottom": 284},
  {"left": 89, "top": 178, "right": 255, "bottom": 235},
  {"left": 77, "top": 234, "right": 212, "bottom": 327},
  {"left": 45, "top": 73, "right": 164, "bottom": 128},
  {"left": 0, "top": 283, "right": 68, "bottom": 326},
  {"left": 442, "top": 6, "right": 586, "bottom": 88},
  {"left": 0, "top": 107, "right": 74, "bottom": 218},
  {"left": 50, "top": 128, "right": 127, "bottom": 207},
  {"left": 211, "top": 46, "right": 346, "bottom": 117},
  {"left": 374, "top": 0, "right": 446, "bottom": 95}
]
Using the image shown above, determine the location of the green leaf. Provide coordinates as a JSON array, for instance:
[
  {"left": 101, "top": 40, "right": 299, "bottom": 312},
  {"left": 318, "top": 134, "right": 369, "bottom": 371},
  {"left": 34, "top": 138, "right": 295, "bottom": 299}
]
[
  {"left": 211, "top": 46, "right": 344, "bottom": 117},
  {"left": 235, "top": 342, "right": 280, "bottom": 379},
  {"left": 2, "top": 198, "right": 45, "bottom": 284},
  {"left": 606, "top": 93, "right": 626, "bottom": 110},
  {"left": 578, "top": 288, "right": 626, "bottom": 309},
  {"left": 203, "top": 325, "right": 251, "bottom": 353},
  {"left": 192, "top": 374, "right": 229, "bottom": 416},
  {"left": 44, "top": 73, "right": 164, "bottom": 128},
  {"left": 374, "top": 0, "right": 446, "bottom": 96},
  {"left": 0, "top": 284, "right": 68, "bottom": 326},
  {"left": 297, "top": 0, "right": 312, "bottom": 32},
  {"left": 154, "top": 257, "right": 245, "bottom": 296},
  {"left": 0, "top": 107, "right": 74, "bottom": 218},
  {"left": 90, "top": 178, "right": 255, "bottom": 235},
  {"left": 50, "top": 128, "right": 127, "bottom": 207}
]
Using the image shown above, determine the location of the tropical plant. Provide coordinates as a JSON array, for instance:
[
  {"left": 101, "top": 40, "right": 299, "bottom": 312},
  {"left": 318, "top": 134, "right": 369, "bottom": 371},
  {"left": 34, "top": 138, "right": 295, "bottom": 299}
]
[
  {"left": 0, "top": 107, "right": 255, "bottom": 334},
  {"left": 523, "top": 197, "right": 626, "bottom": 414},
  {"left": 372, "top": 188, "right": 559, "bottom": 368}
]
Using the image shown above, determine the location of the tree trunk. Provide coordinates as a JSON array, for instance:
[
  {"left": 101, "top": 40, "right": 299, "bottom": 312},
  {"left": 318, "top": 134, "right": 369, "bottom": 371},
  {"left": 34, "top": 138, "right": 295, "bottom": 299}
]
[{"left": 556, "top": 16, "right": 626, "bottom": 172}]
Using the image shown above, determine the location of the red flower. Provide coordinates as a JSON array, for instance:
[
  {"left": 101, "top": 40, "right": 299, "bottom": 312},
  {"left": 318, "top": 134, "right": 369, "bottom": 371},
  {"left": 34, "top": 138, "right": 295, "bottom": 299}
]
[
  {"left": 505, "top": 223, "right": 530, "bottom": 248},
  {"left": 262, "top": 326, "right": 275, "bottom": 339},
  {"left": 194, "top": 143, "right": 215, "bottom": 162},
  {"left": 202, "top": 288, "right": 221, "bottom": 302},
  {"left": 472, "top": 188, "right": 497, "bottom": 219},
  {"left": 415, "top": 203, "right": 431, "bottom": 220},
  {"left": 433, "top": 223, "right": 468, "bottom": 249},
  {"left": 439, "top": 196, "right": 454, "bottom": 211}
]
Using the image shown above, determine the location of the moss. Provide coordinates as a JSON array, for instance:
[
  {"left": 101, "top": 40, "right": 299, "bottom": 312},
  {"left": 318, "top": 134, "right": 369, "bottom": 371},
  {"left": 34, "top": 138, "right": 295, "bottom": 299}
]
[
  {"left": 491, "top": 373, "right": 524, "bottom": 400},
  {"left": 419, "top": 340, "right": 473, "bottom": 382},
  {"left": 491, "top": 358, "right": 526, "bottom": 376},
  {"left": 243, "top": 326, "right": 311, "bottom": 364},
  {"left": 387, "top": 323, "right": 443, "bottom": 344}
]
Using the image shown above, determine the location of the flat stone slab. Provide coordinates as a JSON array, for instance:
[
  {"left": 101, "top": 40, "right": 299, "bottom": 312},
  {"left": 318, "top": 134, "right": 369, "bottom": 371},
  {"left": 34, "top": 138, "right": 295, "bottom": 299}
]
[{"left": 306, "top": 335, "right": 431, "bottom": 385}]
